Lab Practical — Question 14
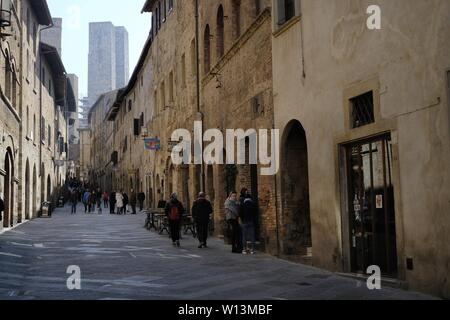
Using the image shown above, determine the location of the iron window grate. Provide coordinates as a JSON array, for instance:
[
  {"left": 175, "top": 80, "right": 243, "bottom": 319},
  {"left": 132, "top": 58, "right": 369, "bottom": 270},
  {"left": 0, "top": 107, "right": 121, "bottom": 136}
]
[{"left": 350, "top": 91, "right": 375, "bottom": 128}]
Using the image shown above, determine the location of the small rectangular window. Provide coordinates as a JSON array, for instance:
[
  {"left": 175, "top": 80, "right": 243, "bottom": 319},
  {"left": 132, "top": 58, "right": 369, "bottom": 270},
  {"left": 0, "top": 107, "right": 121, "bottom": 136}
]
[
  {"left": 350, "top": 91, "right": 375, "bottom": 129},
  {"left": 277, "top": 0, "right": 297, "bottom": 25}
]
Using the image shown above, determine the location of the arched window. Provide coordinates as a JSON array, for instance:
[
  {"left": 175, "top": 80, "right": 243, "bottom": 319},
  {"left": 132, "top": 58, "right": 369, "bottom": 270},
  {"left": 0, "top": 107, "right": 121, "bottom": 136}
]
[
  {"left": 26, "top": 106, "right": 29, "bottom": 136},
  {"left": 204, "top": 24, "right": 211, "bottom": 74},
  {"left": 232, "top": 0, "right": 241, "bottom": 40},
  {"left": 33, "top": 114, "right": 36, "bottom": 141},
  {"left": 253, "top": 0, "right": 261, "bottom": 17},
  {"left": 216, "top": 5, "right": 225, "bottom": 59}
]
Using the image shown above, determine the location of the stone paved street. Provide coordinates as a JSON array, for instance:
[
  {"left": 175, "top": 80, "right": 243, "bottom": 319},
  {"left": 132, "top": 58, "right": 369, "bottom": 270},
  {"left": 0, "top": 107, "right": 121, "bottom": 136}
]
[{"left": 0, "top": 206, "right": 437, "bottom": 300}]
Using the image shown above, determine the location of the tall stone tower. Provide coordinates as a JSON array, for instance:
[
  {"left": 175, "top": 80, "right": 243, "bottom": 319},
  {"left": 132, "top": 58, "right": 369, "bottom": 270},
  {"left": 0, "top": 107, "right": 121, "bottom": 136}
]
[
  {"left": 88, "top": 22, "right": 129, "bottom": 108},
  {"left": 115, "top": 26, "right": 129, "bottom": 89}
]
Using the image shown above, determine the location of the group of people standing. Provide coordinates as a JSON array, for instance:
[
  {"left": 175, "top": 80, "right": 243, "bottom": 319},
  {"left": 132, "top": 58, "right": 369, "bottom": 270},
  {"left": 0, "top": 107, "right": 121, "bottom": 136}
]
[
  {"left": 224, "top": 188, "right": 258, "bottom": 255},
  {"left": 68, "top": 186, "right": 146, "bottom": 216}
]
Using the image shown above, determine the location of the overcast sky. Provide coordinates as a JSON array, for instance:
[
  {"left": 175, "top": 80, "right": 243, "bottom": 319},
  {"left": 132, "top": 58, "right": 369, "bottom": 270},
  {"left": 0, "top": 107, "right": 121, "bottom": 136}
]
[{"left": 46, "top": 0, "right": 152, "bottom": 100}]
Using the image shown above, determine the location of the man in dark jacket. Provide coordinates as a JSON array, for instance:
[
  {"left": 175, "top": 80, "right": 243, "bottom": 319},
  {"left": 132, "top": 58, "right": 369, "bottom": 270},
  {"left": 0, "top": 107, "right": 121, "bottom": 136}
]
[
  {"left": 192, "top": 192, "right": 213, "bottom": 248},
  {"left": 165, "top": 193, "right": 185, "bottom": 247},
  {"left": 70, "top": 190, "right": 78, "bottom": 214},
  {"left": 239, "top": 194, "right": 258, "bottom": 254},
  {"left": 109, "top": 192, "right": 116, "bottom": 214},
  {"left": 138, "top": 192, "right": 146, "bottom": 211}
]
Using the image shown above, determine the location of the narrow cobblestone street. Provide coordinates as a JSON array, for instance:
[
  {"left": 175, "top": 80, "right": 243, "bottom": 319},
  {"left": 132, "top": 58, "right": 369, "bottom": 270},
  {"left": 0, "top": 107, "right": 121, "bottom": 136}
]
[{"left": 0, "top": 205, "right": 436, "bottom": 300}]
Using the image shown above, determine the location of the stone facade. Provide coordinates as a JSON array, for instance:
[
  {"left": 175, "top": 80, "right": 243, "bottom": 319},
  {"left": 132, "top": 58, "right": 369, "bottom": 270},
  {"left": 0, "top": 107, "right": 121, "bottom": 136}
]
[
  {"left": 271, "top": 0, "right": 450, "bottom": 299},
  {"left": 1, "top": 0, "right": 73, "bottom": 231},
  {"left": 86, "top": 0, "right": 450, "bottom": 299}
]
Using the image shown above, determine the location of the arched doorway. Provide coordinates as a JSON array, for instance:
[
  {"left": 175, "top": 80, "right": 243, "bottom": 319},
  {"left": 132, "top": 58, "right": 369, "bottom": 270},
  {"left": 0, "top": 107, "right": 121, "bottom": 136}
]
[
  {"left": 3, "top": 148, "right": 14, "bottom": 228},
  {"left": 32, "top": 165, "right": 37, "bottom": 219},
  {"left": 25, "top": 159, "right": 30, "bottom": 220},
  {"left": 47, "top": 175, "right": 51, "bottom": 205},
  {"left": 281, "top": 120, "right": 312, "bottom": 256},
  {"left": 40, "top": 163, "right": 45, "bottom": 203}
]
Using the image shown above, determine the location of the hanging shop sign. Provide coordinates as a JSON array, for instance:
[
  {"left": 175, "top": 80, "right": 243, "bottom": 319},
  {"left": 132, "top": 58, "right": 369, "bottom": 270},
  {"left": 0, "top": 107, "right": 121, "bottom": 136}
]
[{"left": 144, "top": 138, "right": 161, "bottom": 151}]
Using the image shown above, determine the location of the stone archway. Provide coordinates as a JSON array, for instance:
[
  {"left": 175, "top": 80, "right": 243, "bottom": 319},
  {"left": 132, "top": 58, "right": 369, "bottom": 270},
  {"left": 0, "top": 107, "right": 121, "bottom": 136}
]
[
  {"left": 3, "top": 148, "right": 14, "bottom": 228},
  {"left": 281, "top": 120, "right": 312, "bottom": 256},
  {"left": 47, "top": 175, "right": 51, "bottom": 205}
]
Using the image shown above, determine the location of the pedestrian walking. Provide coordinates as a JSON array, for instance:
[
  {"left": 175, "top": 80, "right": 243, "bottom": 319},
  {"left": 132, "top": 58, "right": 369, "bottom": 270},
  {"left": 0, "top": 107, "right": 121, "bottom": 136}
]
[
  {"left": 109, "top": 191, "right": 116, "bottom": 214},
  {"left": 130, "top": 189, "right": 137, "bottom": 215},
  {"left": 89, "top": 190, "right": 97, "bottom": 213},
  {"left": 82, "top": 190, "right": 90, "bottom": 213},
  {"left": 192, "top": 192, "right": 213, "bottom": 248},
  {"left": 225, "top": 191, "right": 242, "bottom": 253},
  {"left": 165, "top": 193, "right": 185, "bottom": 247},
  {"left": 239, "top": 194, "right": 258, "bottom": 255},
  {"left": 138, "top": 192, "right": 146, "bottom": 211},
  {"left": 116, "top": 191, "right": 124, "bottom": 215},
  {"left": 103, "top": 191, "right": 109, "bottom": 209},
  {"left": 123, "top": 192, "right": 129, "bottom": 214},
  {"left": 70, "top": 190, "right": 78, "bottom": 214}
]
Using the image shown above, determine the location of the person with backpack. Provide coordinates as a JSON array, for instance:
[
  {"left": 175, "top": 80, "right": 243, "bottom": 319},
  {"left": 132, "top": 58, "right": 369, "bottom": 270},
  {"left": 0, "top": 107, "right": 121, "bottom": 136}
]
[
  {"left": 192, "top": 192, "right": 213, "bottom": 249},
  {"left": 165, "top": 193, "right": 185, "bottom": 247}
]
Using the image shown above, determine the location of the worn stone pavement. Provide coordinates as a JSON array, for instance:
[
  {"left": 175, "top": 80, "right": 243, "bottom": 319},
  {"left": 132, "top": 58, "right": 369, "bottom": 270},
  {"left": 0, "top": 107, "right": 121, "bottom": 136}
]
[{"left": 0, "top": 205, "right": 437, "bottom": 300}]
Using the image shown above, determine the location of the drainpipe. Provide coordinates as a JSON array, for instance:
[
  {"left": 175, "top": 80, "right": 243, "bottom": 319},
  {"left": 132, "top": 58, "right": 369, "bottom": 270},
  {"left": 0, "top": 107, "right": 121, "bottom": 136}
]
[
  {"left": 195, "top": 0, "right": 206, "bottom": 193},
  {"left": 38, "top": 22, "right": 53, "bottom": 181}
]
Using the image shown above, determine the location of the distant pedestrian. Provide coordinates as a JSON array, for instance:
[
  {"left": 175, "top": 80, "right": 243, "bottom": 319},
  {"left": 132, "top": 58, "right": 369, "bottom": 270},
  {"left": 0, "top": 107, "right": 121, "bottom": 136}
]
[
  {"left": 103, "top": 192, "right": 109, "bottom": 209},
  {"left": 109, "top": 192, "right": 116, "bottom": 214},
  {"left": 116, "top": 191, "right": 124, "bottom": 215},
  {"left": 82, "top": 190, "right": 90, "bottom": 213},
  {"left": 225, "top": 191, "right": 242, "bottom": 254},
  {"left": 130, "top": 189, "right": 137, "bottom": 215},
  {"left": 192, "top": 192, "right": 213, "bottom": 249},
  {"left": 138, "top": 192, "right": 146, "bottom": 211},
  {"left": 89, "top": 191, "right": 97, "bottom": 213},
  {"left": 123, "top": 192, "right": 129, "bottom": 214},
  {"left": 70, "top": 190, "right": 78, "bottom": 214},
  {"left": 239, "top": 194, "right": 258, "bottom": 255},
  {"left": 165, "top": 193, "right": 185, "bottom": 247}
]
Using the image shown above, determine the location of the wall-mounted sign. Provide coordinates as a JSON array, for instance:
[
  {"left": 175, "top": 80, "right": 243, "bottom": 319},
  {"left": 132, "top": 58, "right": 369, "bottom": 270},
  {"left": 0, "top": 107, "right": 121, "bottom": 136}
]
[
  {"left": 376, "top": 195, "right": 383, "bottom": 209},
  {"left": 144, "top": 138, "right": 161, "bottom": 151}
]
